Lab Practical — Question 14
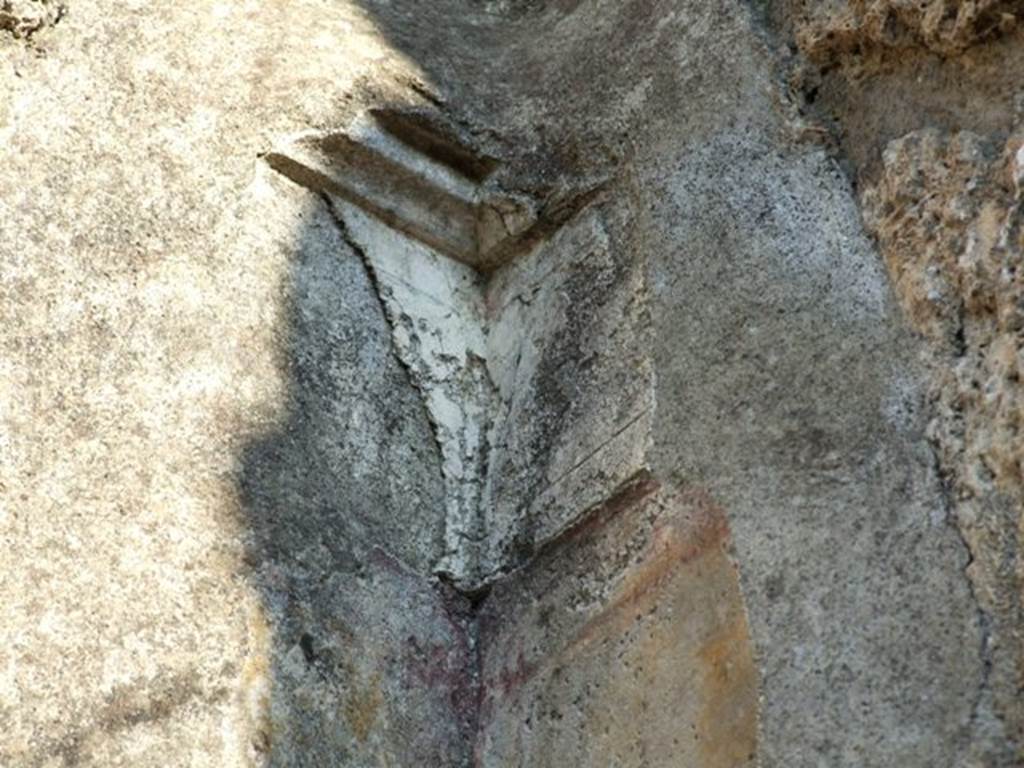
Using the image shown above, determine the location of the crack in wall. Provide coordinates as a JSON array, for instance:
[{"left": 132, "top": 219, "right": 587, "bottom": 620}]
[
  {"left": 930, "top": 433, "right": 1000, "bottom": 757},
  {"left": 856, "top": 125, "right": 1024, "bottom": 762}
]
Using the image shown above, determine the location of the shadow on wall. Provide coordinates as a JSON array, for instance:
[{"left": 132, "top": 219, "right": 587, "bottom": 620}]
[
  {"left": 228, "top": 4, "right": 763, "bottom": 764},
  {"left": 228, "top": 179, "right": 762, "bottom": 766},
  {"left": 233, "top": 195, "right": 477, "bottom": 766},
  {"left": 224, "top": 5, "right": 551, "bottom": 761},
  {"left": 231, "top": 0, "right": 1008, "bottom": 765}
]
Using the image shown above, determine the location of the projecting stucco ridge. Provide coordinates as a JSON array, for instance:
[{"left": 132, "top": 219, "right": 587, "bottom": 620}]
[{"left": 266, "top": 115, "right": 649, "bottom": 592}]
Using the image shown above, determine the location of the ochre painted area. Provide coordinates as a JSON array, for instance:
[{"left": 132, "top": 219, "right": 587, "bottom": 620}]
[{"left": 476, "top": 484, "right": 759, "bottom": 767}]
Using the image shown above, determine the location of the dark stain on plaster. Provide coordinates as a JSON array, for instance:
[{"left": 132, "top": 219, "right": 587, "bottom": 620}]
[
  {"left": 0, "top": 0, "right": 66, "bottom": 41},
  {"left": 370, "top": 107, "right": 501, "bottom": 182},
  {"left": 31, "top": 673, "right": 228, "bottom": 767}
]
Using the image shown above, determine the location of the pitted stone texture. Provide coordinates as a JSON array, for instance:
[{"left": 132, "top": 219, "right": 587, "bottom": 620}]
[
  {"left": 786, "top": 0, "right": 1023, "bottom": 60},
  {"left": 760, "top": 0, "right": 1024, "bottom": 185},
  {"left": 863, "top": 129, "right": 1023, "bottom": 502},
  {"left": 863, "top": 127, "right": 1024, "bottom": 762},
  {"left": 0, "top": 0, "right": 63, "bottom": 39}
]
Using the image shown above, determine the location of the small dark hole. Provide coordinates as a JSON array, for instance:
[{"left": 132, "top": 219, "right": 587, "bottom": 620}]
[{"left": 300, "top": 633, "right": 316, "bottom": 663}]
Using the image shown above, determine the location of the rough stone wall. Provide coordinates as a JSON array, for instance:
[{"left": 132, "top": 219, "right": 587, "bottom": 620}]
[
  {"left": 2, "top": 0, "right": 1021, "bottom": 766},
  {"left": 788, "top": 0, "right": 1024, "bottom": 60},
  {"left": 765, "top": 1, "right": 1024, "bottom": 762},
  {"left": 862, "top": 127, "right": 1024, "bottom": 764}
]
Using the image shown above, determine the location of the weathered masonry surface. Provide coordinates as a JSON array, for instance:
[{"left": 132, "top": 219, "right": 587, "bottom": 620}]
[
  {"left": 267, "top": 106, "right": 651, "bottom": 592},
  {"left": 261, "top": 107, "right": 758, "bottom": 766},
  {"left": 1, "top": 0, "right": 1012, "bottom": 766}
]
